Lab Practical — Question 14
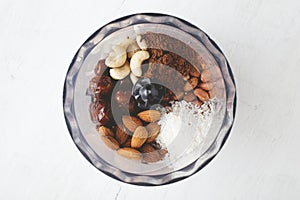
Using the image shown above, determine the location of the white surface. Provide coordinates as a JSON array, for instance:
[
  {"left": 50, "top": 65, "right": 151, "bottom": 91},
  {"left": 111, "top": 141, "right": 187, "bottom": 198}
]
[{"left": 0, "top": 0, "right": 300, "bottom": 199}]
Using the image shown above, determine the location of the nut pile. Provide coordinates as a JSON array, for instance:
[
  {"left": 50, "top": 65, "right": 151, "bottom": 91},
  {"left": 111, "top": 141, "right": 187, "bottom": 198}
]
[
  {"left": 98, "top": 109, "right": 167, "bottom": 162},
  {"left": 88, "top": 32, "right": 225, "bottom": 163}
]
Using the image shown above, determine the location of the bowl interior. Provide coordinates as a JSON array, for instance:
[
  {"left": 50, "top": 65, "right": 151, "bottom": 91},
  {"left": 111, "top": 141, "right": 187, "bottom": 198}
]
[{"left": 73, "top": 23, "right": 226, "bottom": 176}]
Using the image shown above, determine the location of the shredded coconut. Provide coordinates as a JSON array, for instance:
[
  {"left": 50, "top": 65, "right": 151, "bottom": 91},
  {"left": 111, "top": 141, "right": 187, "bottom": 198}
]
[{"left": 157, "top": 100, "right": 214, "bottom": 166}]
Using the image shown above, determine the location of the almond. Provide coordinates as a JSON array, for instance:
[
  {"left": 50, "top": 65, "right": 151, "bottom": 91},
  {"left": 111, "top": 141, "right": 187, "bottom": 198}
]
[
  {"left": 115, "top": 124, "right": 129, "bottom": 144},
  {"left": 140, "top": 144, "right": 161, "bottom": 163},
  {"left": 98, "top": 126, "right": 114, "bottom": 137},
  {"left": 137, "top": 110, "right": 161, "bottom": 122},
  {"left": 199, "top": 82, "right": 214, "bottom": 91},
  {"left": 122, "top": 116, "right": 143, "bottom": 132},
  {"left": 117, "top": 147, "right": 141, "bottom": 160},
  {"left": 122, "top": 137, "right": 132, "bottom": 148},
  {"left": 146, "top": 122, "right": 160, "bottom": 143},
  {"left": 184, "top": 77, "right": 198, "bottom": 92},
  {"left": 131, "top": 126, "right": 148, "bottom": 148},
  {"left": 101, "top": 135, "right": 119, "bottom": 150},
  {"left": 194, "top": 88, "right": 210, "bottom": 101}
]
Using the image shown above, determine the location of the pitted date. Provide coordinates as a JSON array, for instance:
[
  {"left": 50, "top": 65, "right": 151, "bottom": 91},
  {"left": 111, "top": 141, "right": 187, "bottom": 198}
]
[
  {"left": 89, "top": 75, "right": 113, "bottom": 96},
  {"left": 89, "top": 101, "right": 112, "bottom": 125}
]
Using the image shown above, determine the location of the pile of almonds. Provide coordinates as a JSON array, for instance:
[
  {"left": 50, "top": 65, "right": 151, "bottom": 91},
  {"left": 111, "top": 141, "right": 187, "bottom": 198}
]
[{"left": 98, "top": 109, "right": 167, "bottom": 162}]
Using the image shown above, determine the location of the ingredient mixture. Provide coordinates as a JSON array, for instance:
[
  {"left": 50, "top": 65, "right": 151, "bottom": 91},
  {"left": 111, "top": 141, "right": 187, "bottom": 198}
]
[{"left": 88, "top": 30, "right": 224, "bottom": 163}]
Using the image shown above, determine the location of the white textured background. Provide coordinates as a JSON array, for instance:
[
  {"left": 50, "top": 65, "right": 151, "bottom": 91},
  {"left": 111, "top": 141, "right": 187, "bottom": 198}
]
[{"left": 0, "top": 0, "right": 300, "bottom": 199}]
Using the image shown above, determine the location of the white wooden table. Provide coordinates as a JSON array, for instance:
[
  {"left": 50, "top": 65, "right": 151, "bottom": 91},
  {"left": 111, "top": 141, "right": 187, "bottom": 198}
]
[{"left": 0, "top": 0, "right": 299, "bottom": 199}]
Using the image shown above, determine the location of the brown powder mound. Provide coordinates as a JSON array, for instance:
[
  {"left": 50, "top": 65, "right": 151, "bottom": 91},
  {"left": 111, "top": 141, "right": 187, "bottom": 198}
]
[
  {"left": 141, "top": 32, "right": 203, "bottom": 101},
  {"left": 141, "top": 32, "right": 203, "bottom": 69}
]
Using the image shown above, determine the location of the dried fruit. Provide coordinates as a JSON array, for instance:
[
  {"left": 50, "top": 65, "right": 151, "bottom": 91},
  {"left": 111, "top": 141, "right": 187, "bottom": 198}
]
[
  {"left": 115, "top": 125, "right": 129, "bottom": 144},
  {"left": 194, "top": 88, "right": 210, "bottom": 101},
  {"left": 98, "top": 126, "right": 114, "bottom": 137},
  {"left": 101, "top": 135, "right": 119, "bottom": 150},
  {"left": 122, "top": 116, "right": 143, "bottom": 132},
  {"left": 117, "top": 147, "right": 141, "bottom": 160},
  {"left": 184, "top": 77, "right": 198, "bottom": 92},
  {"left": 146, "top": 122, "right": 160, "bottom": 143},
  {"left": 140, "top": 144, "right": 161, "bottom": 163},
  {"left": 137, "top": 110, "right": 161, "bottom": 122},
  {"left": 89, "top": 76, "right": 113, "bottom": 95},
  {"left": 131, "top": 126, "right": 148, "bottom": 148},
  {"left": 89, "top": 101, "right": 112, "bottom": 125}
]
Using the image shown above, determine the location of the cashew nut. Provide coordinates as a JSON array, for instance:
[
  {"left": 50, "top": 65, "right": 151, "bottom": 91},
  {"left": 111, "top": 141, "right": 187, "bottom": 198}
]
[
  {"left": 130, "top": 50, "right": 150, "bottom": 77},
  {"left": 136, "top": 35, "right": 147, "bottom": 50},
  {"left": 109, "top": 61, "right": 130, "bottom": 80},
  {"left": 130, "top": 72, "right": 139, "bottom": 85},
  {"left": 127, "top": 42, "right": 140, "bottom": 58},
  {"left": 105, "top": 45, "right": 127, "bottom": 68}
]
